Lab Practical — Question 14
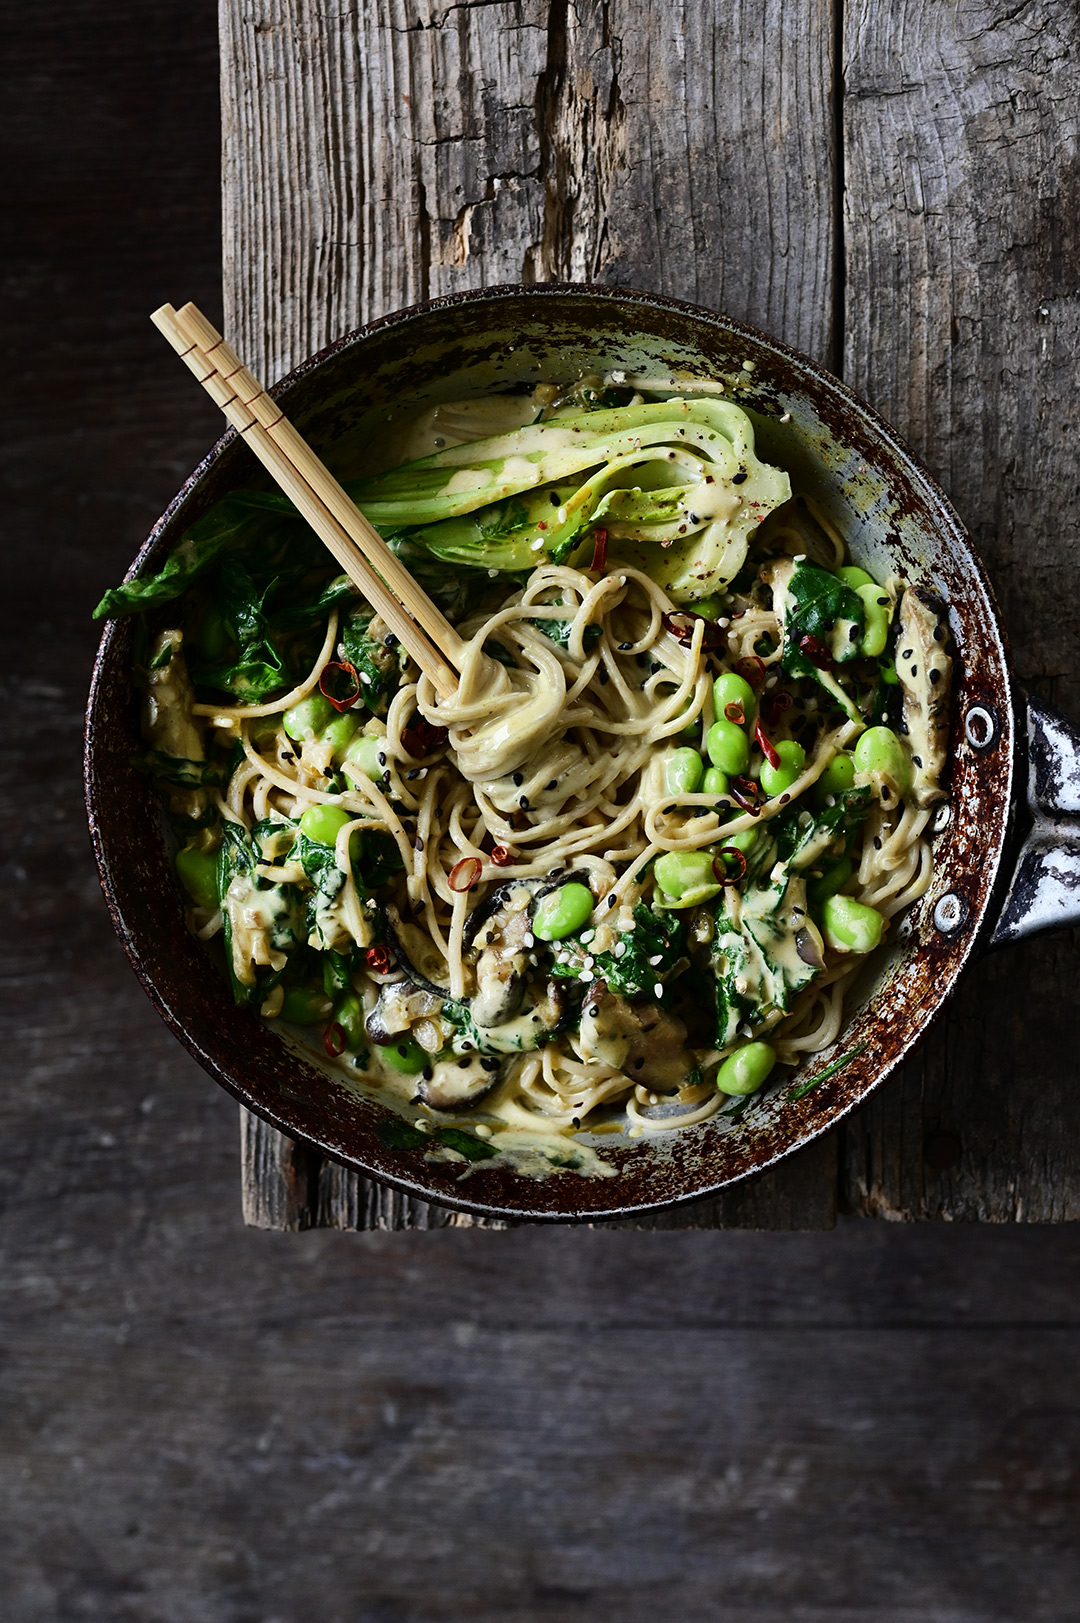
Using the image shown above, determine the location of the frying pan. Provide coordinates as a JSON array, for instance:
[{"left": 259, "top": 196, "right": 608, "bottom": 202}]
[{"left": 84, "top": 285, "right": 1080, "bottom": 1222}]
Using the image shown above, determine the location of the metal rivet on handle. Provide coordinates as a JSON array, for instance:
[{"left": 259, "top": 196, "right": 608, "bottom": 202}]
[
  {"left": 965, "top": 704, "right": 998, "bottom": 751},
  {"left": 930, "top": 800, "right": 952, "bottom": 835},
  {"left": 933, "top": 892, "right": 969, "bottom": 935}
]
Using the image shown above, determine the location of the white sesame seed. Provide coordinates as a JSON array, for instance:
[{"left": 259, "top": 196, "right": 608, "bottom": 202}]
[
  {"left": 780, "top": 412, "right": 791, "bottom": 423},
  {"left": 580, "top": 968, "right": 594, "bottom": 982},
  {"left": 474, "top": 1123, "right": 493, "bottom": 1138},
  {"left": 614, "top": 942, "right": 627, "bottom": 958},
  {"left": 654, "top": 981, "right": 664, "bottom": 998},
  {"left": 648, "top": 954, "right": 663, "bottom": 967},
  {"left": 523, "top": 932, "right": 534, "bottom": 948},
  {"left": 488, "top": 567, "right": 499, "bottom": 578}
]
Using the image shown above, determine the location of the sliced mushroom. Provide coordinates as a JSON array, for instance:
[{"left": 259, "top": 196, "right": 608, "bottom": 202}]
[
  {"left": 384, "top": 903, "right": 455, "bottom": 997},
  {"left": 896, "top": 586, "right": 953, "bottom": 806},
  {"left": 417, "top": 1053, "right": 500, "bottom": 1112},
  {"left": 467, "top": 977, "right": 568, "bottom": 1055},
  {"left": 578, "top": 981, "right": 694, "bottom": 1092},
  {"left": 366, "top": 978, "right": 447, "bottom": 1045}
]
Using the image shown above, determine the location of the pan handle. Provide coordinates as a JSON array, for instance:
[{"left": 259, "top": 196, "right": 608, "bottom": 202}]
[{"left": 989, "top": 692, "right": 1080, "bottom": 945}]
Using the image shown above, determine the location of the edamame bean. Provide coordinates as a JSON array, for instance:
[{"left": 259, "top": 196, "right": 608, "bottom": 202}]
[
  {"left": 378, "top": 1036, "right": 429, "bottom": 1074},
  {"left": 720, "top": 827, "right": 760, "bottom": 856},
  {"left": 283, "top": 692, "right": 334, "bottom": 742},
  {"left": 175, "top": 845, "right": 219, "bottom": 910},
  {"left": 299, "top": 803, "right": 353, "bottom": 847},
  {"left": 702, "top": 767, "right": 730, "bottom": 797},
  {"left": 654, "top": 850, "right": 720, "bottom": 905},
  {"left": 321, "top": 711, "right": 361, "bottom": 756},
  {"left": 838, "top": 565, "right": 876, "bottom": 591},
  {"left": 822, "top": 894, "right": 884, "bottom": 953},
  {"left": 343, "top": 733, "right": 384, "bottom": 783},
  {"left": 333, "top": 991, "right": 367, "bottom": 1052},
  {"left": 706, "top": 718, "right": 750, "bottom": 776},
  {"left": 716, "top": 1040, "right": 776, "bottom": 1096},
  {"left": 854, "top": 725, "right": 912, "bottom": 798},
  {"left": 665, "top": 747, "right": 705, "bottom": 796},
  {"left": 692, "top": 593, "right": 727, "bottom": 619},
  {"left": 281, "top": 986, "right": 334, "bottom": 1025},
  {"left": 713, "top": 670, "right": 757, "bottom": 724},
  {"left": 759, "top": 739, "right": 806, "bottom": 798},
  {"left": 807, "top": 854, "right": 853, "bottom": 910},
  {"left": 856, "top": 582, "right": 892, "bottom": 658},
  {"left": 533, "top": 881, "right": 594, "bottom": 941},
  {"left": 813, "top": 751, "right": 856, "bottom": 807}
]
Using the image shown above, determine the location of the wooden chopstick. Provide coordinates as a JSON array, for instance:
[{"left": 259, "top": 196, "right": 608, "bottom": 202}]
[{"left": 150, "top": 301, "right": 463, "bottom": 697}]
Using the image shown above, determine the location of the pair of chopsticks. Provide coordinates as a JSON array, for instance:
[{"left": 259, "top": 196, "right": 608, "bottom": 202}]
[{"left": 151, "top": 302, "right": 466, "bottom": 697}]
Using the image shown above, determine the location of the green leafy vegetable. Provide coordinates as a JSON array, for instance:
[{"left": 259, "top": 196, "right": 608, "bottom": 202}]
[
  {"left": 376, "top": 1120, "right": 498, "bottom": 1161},
  {"left": 132, "top": 750, "right": 226, "bottom": 788},
  {"left": 789, "top": 1041, "right": 867, "bottom": 1099},
  {"left": 551, "top": 903, "right": 685, "bottom": 999},
  {"left": 776, "top": 561, "right": 866, "bottom": 723},
  {"left": 340, "top": 608, "right": 407, "bottom": 717}
]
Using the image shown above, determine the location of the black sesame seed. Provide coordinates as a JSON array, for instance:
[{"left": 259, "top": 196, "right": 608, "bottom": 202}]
[
  {"left": 933, "top": 625, "right": 944, "bottom": 641},
  {"left": 607, "top": 894, "right": 617, "bottom": 908},
  {"left": 618, "top": 641, "right": 632, "bottom": 652},
  {"left": 910, "top": 665, "right": 918, "bottom": 677},
  {"left": 779, "top": 793, "right": 791, "bottom": 804},
  {"left": 377, "top": 752, "right": 387, "bottom": 766},
  {"left": 481, "top": 1058, "right": 500, "bottom": 1072},
  {"left": 687, "top": 512, "right": 700, "bottom": 525},
  {"left": 396, "top": 1044, "right": 408, "bottom": 1057},
  {"left": 549, "top": 491, "right": 560, "bottom": 505},
  {"left": 732, "top": 469, "right": 748, "bottom": 484},
  {"left": 384, "top": 632, "right": 399, "bottom": 647},
  {"left": 545, "top": 780, "right": 557, "bottom": 791},
  {"left": 519, "top": 796, "right": 530, "bottom": 810},
  {"left": 650, "top": 661, "right": 662, "bottom": 674},
  {"left": 458, "top": 1056, "right": 473, "bottom": 1069},
  {"left": 912, "top": 754, "right": 923, "bottom": 768},
  {"left": 599, "top": 668, "right": 609, "bottom": 684},
  {"left": 849, "top": 625, "right": 859, "bottom": 640},
  {"left": 571, "top": 1117, "right": 580, "bottom": 1128},
  {"left": 877, "top": 596, "right": 889, "bottom": 606},
  {"left": 512, "top": 772, "right": 523, "bottom": 786},
  {"left": 406, "top": 768, "right": 419, "bottom": 780},
  {"left": 929, "top": 669, "right": 941, "bottom": 684},
  {"left": 634, "top": 1057, "right": 645, "bottom": 1070},
  {"left": 901, "top": 648, "right": 913, "bottom": 660},
  {"left": 898, "top": 718, "right": 909, "bottom": 735},
  {"left": 873, "top": 836, "right": 882, "bottom": 850}
]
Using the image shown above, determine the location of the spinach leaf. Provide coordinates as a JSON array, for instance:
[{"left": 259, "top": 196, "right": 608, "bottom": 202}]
[
  {"left": 132, "top": 750, "right": 226, "bottom": 788},
  {"left": 434, "top": 1127, "right": 498, "bottom": 1162},
  {"left": 353, "top": 828, "right": 405, "bottom": 892},
  {"left": 294, "top": 830, "right": 347, "bottom": 949},
  {"left": 536, "top": 617, "right": 602, "bottom": 654},
  {"left": 93, "top": 492, "right": 294, "bottom": 620},
  {"left": 551, "top": 903, "right": 685, "bottom": 999},
  {"left": 780, "top": 561, "right": 866, "bottom": 675},
  {"left": 340, "top": 608, "right": 406, "bottom": 717},
  {"left": 376, "top": 1119, "right": 499, "bottom": 1161},
  {"left": 190, "top": 555, "right": 290, "bottom": 700},
  {"left": 217, "top": 822, "right": 259, "bottom": 1006}
]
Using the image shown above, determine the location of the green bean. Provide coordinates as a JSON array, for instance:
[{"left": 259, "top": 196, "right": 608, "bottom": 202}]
[
  {"left": 281, "top": 986, "right": 334, "bottom": 1025},
  {"left": 343, "top": 733, "right": 384, "bottom": 783},
  {"left": 822, "top": 894, "right": 884, "bottom": 953},
  {"left": 759, "top": 739, "right": 805, "bottom": 798},
  {"left": 175, "top": 844, "right": 219, "bottom": 910},
  {"left": 532, "top": 881, "right": 595, "bottom": 941},
  {"left": 378, "top": 1036, "right": 429, "bottom": 1074},
  {"left": 716, "top": 1040, "right": 776, "bottom": 1096},
  {"left": 654, "top": 850, "right": 721, "bottom": 906},
  {"left": 854, "top": 725, "right": 912, "bottom": 798},
  {"left": 813, "top": 751, "right": 856, "bottom": 807},
  {"left": 838, "top": 565, "right": 876, "bottom": 591},
  {"left": 702, "top": 767, "right": 730, "bottom": 797},
  {"left": 857, "top": 582, "right": 892, "bottom": 658},
  {"left": 713, "top": 670, "right": 757, "bottom": 724},
  {"left": 299, "top": 803, "right": 353, "bottom": 847},
  {"left": 706, "top": 717, "right": 750, "bottom": 776},
  {"left": 665, "top": 746, "right": 705, "bottom": 796},
  {"left": 283, "top": 692, "right": 334, "bottom": 742},
  {"left": 807, "top": 854, "right": 853, "bottom": 909},
  {"left": 321, "top": 711, "right": 361, "bottom": 756}
]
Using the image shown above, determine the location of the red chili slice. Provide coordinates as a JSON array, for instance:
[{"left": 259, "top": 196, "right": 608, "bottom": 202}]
[
  {"left": 589, "top": 527, "right": 608, "bottom": 573},
  {"left": 712, "top": 847, "right": 748, "bottom": 886},
  {"left": 761, "top": 688, "right": 793, "bottom": 727},
  {"left": 319, "top": 661, "right": 362, "bottom": 712},
  {"left": 799, "top": 633, "right": 834, "bottom": 671},
  {"left": 733, "top": 654, "right": 766, "bottom": 687},
  {"left": 448, "top": 855, "right": 483, "bottom": 893},
  {"left": 490, "top": 844, "right": 516, "bottom": 867},
  {"left": 728, "top": 776, "right": 763, "bottom": 816},
  {"left": 323, "top": 1022, "right": 347, "bottom": 1058},
  {"left": 723, "top": 700, "right": 745, "bottom": 725},
  {"left": 365, "top": 944, "right": 391, "bottom": 974},
  {"left": 754, "top": 717, "right": 781, "bottom": 770},
  {"left": 401, "top": 716, "right": 449, "bottom": 758},
  {"left": 661, "top": 610, "right": 725, "bottom": 651}
]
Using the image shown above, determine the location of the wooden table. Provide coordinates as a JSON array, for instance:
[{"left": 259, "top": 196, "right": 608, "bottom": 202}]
[{"left": 220, "top": 0, "right": 1080, "bottom": 1232}]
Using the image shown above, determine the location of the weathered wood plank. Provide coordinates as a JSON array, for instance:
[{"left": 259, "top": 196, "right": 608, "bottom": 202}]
[
  {"left": 221, "top": 0, "right": 843, "bottom": 1230},
  {"left": 840, "top": 0, "right": 1080, "bottom": 1220}
]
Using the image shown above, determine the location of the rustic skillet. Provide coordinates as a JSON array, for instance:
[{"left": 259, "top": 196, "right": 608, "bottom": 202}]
[{"left": 84, "top": 285, "right": 1080, "bottom": 1223}]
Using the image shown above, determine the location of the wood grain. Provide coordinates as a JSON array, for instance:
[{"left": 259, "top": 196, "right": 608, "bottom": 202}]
[
  {"left": 222, "top": 0, "right": 843, "bottom": 1230},
  {"left": 840, "top": 0, "right": 1080, "bottom": 1220}
]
